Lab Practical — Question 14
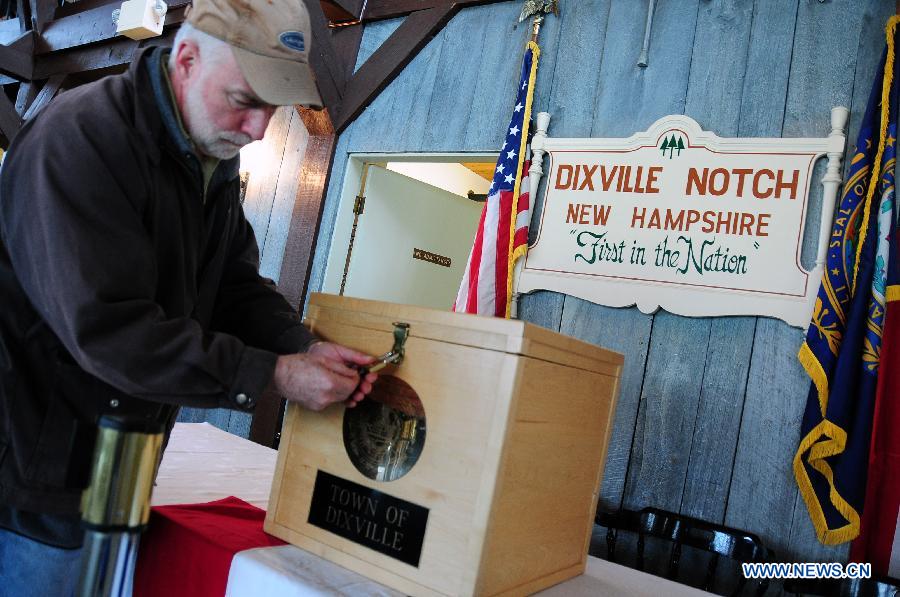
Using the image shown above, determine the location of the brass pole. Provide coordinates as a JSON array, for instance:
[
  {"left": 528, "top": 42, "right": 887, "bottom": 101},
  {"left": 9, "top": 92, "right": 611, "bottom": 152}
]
[
  {"left": 530, "top": 15, "right": 543, "bottom": 43},
  {"left": 77, "top": 416, "right": 164, "bottom": 597}
]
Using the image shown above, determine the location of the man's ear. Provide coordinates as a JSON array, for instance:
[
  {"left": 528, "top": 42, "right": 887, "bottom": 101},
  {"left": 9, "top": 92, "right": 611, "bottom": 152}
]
[{"left": 171, "top": 39, "right": 200, "bottom": 85}]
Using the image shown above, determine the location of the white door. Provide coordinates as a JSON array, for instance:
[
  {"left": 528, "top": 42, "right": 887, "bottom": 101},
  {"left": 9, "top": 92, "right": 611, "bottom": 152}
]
[{"left": 338, "top": 166, "right": 483, "bottom": 310}]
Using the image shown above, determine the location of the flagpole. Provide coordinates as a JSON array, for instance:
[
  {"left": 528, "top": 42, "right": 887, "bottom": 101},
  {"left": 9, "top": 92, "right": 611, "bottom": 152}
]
[
  {"left": 510, "top": 15, "right": 546, "bottom": 320},
  {"left": 530, "top": 15, "right": 543, "bottom": 43}
]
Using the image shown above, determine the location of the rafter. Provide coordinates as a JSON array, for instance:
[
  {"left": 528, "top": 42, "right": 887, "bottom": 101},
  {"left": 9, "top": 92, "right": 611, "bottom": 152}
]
[
  {"left": 321, "top": 0, "right": 364, "bottom": 22},
  {"left": 303, "top": 0, "right": 346, "bottom": 114},
  {"left": 27, "top": 0, "right": 57, "bottom": 31},
  {"left": 363, "top": 0, "right": 508, "bottom": 22},
  {"left": 21, "top": 72, "right": 63, "bottom": 119},
  {"left": 37, "top": 0, "right": 189, "bottom": 53},
  {"left": 14, "top": 79, "right": 37, "bottom": 114},
  {"left": 0, "top": 31, "right": 33, "bottom": 79},
  {"left": 333, "top": 3, "right": 455, "bottom": 132},
  {"left": 15, "top": 0, "right": 28, "bottom": 33}
]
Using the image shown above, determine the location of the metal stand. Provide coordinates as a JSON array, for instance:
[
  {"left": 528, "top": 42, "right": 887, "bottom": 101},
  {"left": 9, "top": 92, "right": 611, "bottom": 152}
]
[{"left": 77, "top": 416, "right": 164, "bottom": 597}]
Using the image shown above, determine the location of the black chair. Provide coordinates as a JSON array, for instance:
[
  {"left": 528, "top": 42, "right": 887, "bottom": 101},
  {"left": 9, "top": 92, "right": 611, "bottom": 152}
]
[
  {"left": 784, "top": 575, "right": 900, "bottom": 596},
  {"left": 593, "top": 506, "right": 772, "bottom": 596}
]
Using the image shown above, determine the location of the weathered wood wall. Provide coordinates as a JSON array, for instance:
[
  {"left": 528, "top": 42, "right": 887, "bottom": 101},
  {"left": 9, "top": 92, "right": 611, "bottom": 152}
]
[{"left": 300, "top": 0, "right": 895, "bottom": 569}]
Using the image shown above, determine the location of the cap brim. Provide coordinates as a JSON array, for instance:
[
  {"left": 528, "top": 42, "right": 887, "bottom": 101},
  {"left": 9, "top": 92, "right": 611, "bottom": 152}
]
[{"left": 232, "top": 47, "right": 323, "bottom": 109}]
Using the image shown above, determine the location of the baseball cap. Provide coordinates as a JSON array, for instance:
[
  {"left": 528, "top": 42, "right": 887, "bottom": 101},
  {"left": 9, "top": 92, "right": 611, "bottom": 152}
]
[{"left": 185, "top": 0, "right": 323, "bottom": 108}]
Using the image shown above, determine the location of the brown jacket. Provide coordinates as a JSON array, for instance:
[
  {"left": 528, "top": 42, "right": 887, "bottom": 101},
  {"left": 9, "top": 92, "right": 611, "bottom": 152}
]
[{"left": 0, "top": 47, "right": 314, "bottom": 518}]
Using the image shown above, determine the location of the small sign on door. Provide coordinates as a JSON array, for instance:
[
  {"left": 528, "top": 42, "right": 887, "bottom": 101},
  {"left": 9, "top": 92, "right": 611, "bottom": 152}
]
[{"left": 413, "top": 248, "right": 451, "bottom": 268}]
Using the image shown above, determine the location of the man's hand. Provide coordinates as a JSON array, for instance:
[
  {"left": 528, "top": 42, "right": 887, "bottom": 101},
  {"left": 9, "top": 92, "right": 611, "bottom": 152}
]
[{"left": 272, "top": 342, "right": 377, "bottom": 411}]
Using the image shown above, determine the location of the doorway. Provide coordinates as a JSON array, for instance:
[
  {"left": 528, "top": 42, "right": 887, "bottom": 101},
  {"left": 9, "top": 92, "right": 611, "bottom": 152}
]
[{"left": 322, "top": 154, "right": 496, "bottom": 310}]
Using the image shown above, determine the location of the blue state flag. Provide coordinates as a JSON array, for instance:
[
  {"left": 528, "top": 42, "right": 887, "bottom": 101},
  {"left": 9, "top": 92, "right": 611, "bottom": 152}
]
[{"left": 795, "top": 16, "right": 899, "bottom": 545}]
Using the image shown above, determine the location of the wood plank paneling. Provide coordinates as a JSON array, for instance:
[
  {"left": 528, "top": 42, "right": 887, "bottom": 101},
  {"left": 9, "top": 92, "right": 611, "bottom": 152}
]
[
  {"left": 462, "top": 2, "right": 529, "bottom": 150},
  {"left": 296, "top": 0, "right": 895, "bottom": 572},
  {"left": 260, "top": 109, "right": 312, "bottom": 281},
  {"left": 721, "top": 0, "right": 801, "bottom": 564},
  {"left": 598, "top": 0, "right": 701, "bottom": 519},
  {"left": 675, "top": 0, "right": 755, "bottom": 526},
  {"left": 420, "top": 6, "right": 489, "bottom": 151},
  {"left": 242, "top": 107, "right": 292, "bottom": 261}
]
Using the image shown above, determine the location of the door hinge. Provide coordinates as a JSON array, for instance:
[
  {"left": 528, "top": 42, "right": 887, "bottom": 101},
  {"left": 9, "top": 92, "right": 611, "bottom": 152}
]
[{"left": 353, "top": 195, "right": 366, "bottom": 215}]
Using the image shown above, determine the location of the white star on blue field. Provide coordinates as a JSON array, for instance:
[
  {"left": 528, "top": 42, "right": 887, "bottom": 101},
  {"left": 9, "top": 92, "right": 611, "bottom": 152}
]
[{"left": 488, "top": 48, "right": 534, "bottom": 196}]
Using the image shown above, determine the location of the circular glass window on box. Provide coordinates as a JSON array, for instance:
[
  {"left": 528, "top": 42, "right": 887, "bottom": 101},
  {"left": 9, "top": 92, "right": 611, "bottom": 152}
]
[{"left": 343, "top": 375, "right": 426, "bottom": 482}]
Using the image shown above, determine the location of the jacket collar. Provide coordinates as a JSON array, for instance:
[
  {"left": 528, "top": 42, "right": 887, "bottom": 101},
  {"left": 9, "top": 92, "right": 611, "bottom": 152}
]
[
  {"left": 146, "top": 47, "right": 197, "bottom": 164},
  {"left": 142, "top": 47, "right": 240, "bottom": 193}
]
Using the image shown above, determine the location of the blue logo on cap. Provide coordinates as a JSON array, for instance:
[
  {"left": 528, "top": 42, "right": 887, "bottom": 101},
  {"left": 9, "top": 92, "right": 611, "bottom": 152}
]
[{"left": 279, "top": 31, "right": 305, "bottom": 53}]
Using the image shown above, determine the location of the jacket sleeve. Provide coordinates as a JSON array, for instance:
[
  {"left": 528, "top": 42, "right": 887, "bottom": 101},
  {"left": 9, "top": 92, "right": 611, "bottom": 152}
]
[
  {"left": 210, "top": 196, "right": 319, "bottom": 355},
  {"left": 0, "top": 109, "right": 275, "bottom": 411}
]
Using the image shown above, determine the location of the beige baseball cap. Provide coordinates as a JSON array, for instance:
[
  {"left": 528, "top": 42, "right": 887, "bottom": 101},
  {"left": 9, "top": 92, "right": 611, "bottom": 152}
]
[{"left": 186, "top": 0, "right": 323, "bottom": 108}]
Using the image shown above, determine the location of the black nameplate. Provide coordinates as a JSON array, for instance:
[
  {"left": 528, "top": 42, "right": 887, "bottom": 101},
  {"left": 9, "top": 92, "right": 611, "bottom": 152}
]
[{"left": 307, "top": 470, "right": 429, "bottom": 567}]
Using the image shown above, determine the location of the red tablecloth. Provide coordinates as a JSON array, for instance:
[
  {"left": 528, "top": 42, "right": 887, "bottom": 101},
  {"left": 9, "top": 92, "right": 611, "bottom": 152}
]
[{"left": 134, "top": 496, "right": 286, "bottom": 597}]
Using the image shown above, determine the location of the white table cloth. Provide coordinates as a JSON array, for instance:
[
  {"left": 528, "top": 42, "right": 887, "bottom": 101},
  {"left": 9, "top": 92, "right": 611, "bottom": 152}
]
[{"left": 154, "top": 423, "right": 712, "bottom": 596}]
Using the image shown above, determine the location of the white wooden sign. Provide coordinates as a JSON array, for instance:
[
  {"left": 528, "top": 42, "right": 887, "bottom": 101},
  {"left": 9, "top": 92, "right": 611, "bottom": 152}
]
[{"left": 516, "top": 110, "right": 849, "bottom": 327}]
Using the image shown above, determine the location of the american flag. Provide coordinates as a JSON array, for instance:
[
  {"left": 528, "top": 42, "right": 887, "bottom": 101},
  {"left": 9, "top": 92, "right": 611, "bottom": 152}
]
[{"left": 454, "top": 42, "right": 539, "bottom": 317}]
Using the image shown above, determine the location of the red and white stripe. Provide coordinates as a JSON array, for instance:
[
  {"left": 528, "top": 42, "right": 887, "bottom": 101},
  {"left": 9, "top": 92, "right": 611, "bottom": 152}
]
[{"left": 454, "top": 160, "right": 531, "bottom": 317}]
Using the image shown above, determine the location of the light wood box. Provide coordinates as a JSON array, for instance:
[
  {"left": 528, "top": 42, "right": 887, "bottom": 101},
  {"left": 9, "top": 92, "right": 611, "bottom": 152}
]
[{"left": 265, "top": 294, "right": 623, "bottom": 596}]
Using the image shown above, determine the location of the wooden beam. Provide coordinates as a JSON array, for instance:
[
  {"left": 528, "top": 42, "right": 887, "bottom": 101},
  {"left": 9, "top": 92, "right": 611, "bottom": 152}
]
[
  {"left": 22, "top": 72, "right": 64, "bottom": 120},
  {"left": 0, "top": 90, "right": 22, "bottom": 142},
  {"left": 321, "top": 0, "right": 365, "bottom": 22},
  {"left": 276, "top": 106, "right": 335, "bottom": 310},
  {"left": 33, "top": 35, "right": 139, "bottom": 79},
  {"left": 333, "top": 4, "right": 456, "bottom": 132},
  {"left": 0, "top": 32, "right": 33, "bottom": 79},
  {"left": 331, "top": 22, "right": 364, "bottom": 80},
  {"left": 14, "top": 79, "right": 37, "bottom": 114},
  {"left": 15, "top": 0, "right": 28, "bottom": 33},
  {"left": 37, "top": 1, "right": 189, "bottom": 54},
  {"left": 27, "top": 0, "right": 57, "bottom": 32},
  {"left": 56, "top": 0, "right": 120, "bottom": 19},
  {"left": 363, "top": 0, "right": 509, "bottom": 22},
  {"left": 251, "top": 106, "right": 336, "bottom": 449},
  {"left": 303, "top": 0, "right": 346, "bottom": 112}
]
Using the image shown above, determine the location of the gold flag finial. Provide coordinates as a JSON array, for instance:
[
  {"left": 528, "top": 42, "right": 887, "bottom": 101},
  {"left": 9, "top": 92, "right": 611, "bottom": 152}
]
[{"left": 519, "top": 0, "right": 559, "bottom": 23}]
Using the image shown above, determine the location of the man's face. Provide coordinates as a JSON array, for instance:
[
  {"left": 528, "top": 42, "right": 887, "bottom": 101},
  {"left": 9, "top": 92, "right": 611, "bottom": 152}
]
[{"left": 179, "top": 47, "right": 277, "bottom": 160}]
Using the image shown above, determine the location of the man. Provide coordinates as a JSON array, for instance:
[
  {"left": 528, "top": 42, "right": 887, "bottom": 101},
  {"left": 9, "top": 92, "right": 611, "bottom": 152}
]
[{"left": 0, "top": 0, "right": 375, "bottom": 593}]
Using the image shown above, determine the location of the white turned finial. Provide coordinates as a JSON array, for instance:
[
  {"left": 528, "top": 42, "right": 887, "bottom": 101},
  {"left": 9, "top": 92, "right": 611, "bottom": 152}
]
[{"left": 831, "top": 106, "right": 849, "bottom": 132}]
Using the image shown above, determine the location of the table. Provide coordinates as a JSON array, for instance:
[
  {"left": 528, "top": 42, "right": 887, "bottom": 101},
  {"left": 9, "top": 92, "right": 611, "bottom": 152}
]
[{"left": 152, "top": 423, "right": 713, "bottom": 597}]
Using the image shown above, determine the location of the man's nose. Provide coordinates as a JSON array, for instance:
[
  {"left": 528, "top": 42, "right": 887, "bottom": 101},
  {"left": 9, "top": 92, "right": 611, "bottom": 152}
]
[{"left": 243, "top": 107, "right": 275, "bottom": 141}]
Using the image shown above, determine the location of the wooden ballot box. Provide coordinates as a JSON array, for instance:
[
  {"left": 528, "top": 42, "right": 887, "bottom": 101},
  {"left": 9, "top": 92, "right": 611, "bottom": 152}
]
[{"left": 265, "top": 294, "right": 623, "bottom": 596}]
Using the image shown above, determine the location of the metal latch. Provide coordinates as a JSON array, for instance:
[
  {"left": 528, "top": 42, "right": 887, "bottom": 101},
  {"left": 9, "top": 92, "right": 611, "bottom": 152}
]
[{"left": 363, "top": 322, "right": 410, "bottom": 374}]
